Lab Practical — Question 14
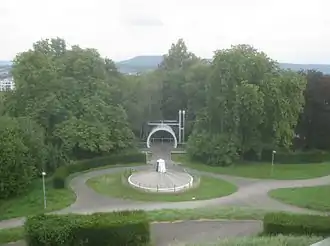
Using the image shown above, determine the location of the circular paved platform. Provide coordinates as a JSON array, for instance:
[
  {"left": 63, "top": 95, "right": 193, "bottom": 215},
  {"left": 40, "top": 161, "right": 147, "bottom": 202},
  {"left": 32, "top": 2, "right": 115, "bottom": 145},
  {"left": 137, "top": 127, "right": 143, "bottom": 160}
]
[{"left": 128, "top": 170, "right": 194, "bottom": 193}]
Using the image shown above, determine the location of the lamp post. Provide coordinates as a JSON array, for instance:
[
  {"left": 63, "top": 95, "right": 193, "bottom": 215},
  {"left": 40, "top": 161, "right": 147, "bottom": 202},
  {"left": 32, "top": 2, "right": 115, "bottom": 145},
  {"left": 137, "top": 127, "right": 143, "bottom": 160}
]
[
  {"left": 271, "top": 150, "right": 276, "bottom": 175},
  {"left": 178, "top": 110, "right": 182, "bottom": 144},
  {"left": 272, "top": 150, "right": 276, "bottom": 166},
  {"left": 182, "top": 110, "right": 186, "bottom": 143},
  {"left": 42, "top": 171, "right": 47, "bottom": 209}
]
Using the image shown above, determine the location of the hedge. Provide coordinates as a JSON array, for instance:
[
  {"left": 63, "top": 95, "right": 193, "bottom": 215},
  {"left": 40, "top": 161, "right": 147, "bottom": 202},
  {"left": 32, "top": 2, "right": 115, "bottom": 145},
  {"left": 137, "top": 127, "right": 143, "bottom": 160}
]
[
  {"left": 263, "top": 212, "right": 330, "bottom": 236},
  {"left": 24, "top": 210, "right": 150, "bottom": 246},
  {"left": 243, "top": 149, "right": 330, "bottom": 164},
  {"left": 261, "top": 149, "right": 330, "bottom": 164},
  {"left": 53, "top": 152, "right": 146, "bottom": 189}
]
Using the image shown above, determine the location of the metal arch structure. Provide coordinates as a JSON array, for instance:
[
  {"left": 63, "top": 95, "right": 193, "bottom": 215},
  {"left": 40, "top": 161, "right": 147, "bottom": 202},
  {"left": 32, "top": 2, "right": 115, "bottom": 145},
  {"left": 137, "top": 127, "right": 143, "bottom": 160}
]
[{"left": 146, "top": 123, "right": 178, "bottom": 148}]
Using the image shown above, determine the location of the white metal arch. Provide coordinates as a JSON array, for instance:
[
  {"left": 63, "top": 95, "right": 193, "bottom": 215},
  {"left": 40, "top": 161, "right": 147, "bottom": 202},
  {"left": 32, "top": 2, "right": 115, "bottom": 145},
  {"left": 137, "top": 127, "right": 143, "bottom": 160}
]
[{"left": 146, "top": 123, "right": 178, "bottom": 148}]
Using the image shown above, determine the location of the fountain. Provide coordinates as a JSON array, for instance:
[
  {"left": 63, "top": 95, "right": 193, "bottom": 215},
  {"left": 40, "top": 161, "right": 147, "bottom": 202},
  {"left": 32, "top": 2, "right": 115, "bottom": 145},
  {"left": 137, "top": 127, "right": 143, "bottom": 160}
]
[{"left": 127, "top": 157, "right": 194, "bottom": 193}]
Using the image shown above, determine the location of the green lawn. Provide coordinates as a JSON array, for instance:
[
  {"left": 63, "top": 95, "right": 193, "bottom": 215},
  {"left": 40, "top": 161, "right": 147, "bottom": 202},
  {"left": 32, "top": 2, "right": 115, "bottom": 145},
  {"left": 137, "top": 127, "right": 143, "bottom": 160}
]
[
  {"left": 0, "top": 179, "right": 76, "bottom": 221},
  {"left": 172, "top": 154, "right": 330, "bottom": 180},
  {"left": 0, "top": 206, "right": 270, "bottom": 244},
  {"left": 87, "top": 171, "right": 237, "bottom": 202},
  {"left": 0, "top": 227, "right": 24, "bottom": 245},
  {"left": 188, "top": 235, "right": 322, "bottom": 246},
  {"left": 269, "top": 185, "right": 330, "bottom": 212},
  {"left": 0, "top": 163, "right": 144, "bottom": 221}
]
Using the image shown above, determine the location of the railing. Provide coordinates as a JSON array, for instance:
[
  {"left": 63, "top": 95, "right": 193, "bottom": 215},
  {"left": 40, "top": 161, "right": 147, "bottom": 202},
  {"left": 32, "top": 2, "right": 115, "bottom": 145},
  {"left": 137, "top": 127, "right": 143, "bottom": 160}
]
[
  {"left": 150, "top": 137, "right": 174, "bottom": 143},
  {"left": 124, "top": 167, "right": 200, "bottom": 193}
]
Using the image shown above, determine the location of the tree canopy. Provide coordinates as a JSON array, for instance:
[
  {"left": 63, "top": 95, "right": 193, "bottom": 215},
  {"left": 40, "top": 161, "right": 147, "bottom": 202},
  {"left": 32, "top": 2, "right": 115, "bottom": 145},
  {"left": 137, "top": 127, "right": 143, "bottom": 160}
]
[
  {"left": 187, "top": 45, "right": 306, "bottom": 165},
  {"left": 4, "top": 38, "right": 134, "bottom": 165}
]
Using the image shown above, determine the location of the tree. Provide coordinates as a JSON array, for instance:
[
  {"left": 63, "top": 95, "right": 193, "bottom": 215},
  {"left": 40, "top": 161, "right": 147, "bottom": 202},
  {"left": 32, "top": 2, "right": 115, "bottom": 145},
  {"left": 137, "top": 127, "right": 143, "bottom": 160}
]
[
  {"left": 159, "top": 38, "right": 198, "bottom": 70},
  {"left": 4, "top": 38, "right": 135, "bottom": 160},
  {"left": 158, "top": 39, "right": 199, "bottom": 119},
  {"left": 182, "top": 61, "right": 210, "bottom": 136},
  {"left": 0, "top": 116, "right": 45, "bottom": 199},
  {"left": 188, "top": 45, "right": 306, "bottom": 165},
  {"left": 296, "top": 70, "right": 330, "bottom": 149}
]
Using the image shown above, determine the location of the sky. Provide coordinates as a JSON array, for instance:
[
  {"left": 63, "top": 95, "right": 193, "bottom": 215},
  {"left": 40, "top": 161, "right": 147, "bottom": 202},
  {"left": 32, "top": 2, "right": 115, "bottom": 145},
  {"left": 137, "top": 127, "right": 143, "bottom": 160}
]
[{"left": 0, "top": 0, "right": 329, "bottom": 63}]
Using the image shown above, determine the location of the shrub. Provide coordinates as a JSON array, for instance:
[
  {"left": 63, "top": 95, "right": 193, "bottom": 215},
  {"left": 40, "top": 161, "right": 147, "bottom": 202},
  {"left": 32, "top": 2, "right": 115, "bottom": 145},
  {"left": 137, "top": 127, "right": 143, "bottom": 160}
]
[
  {"left": 0, "top": 116, "right": 45, "bottom": 199},
  {"left": 263, "top": 212, "right": 330, "bottom": 236},
  {"left": 52, "top": 151, "right": 146, "bottom": 189},
  {"left": 52, "top": 166, "right": 69, "bottom": 189},
  {"left": 24, "top": 210, "right": 150, "bottom": 246},
  {"left": 245, "top": 149, "right": 330, "bottom": 164},
  {"left": 261, "top": 149, "right": 330, "bottom": 164},
  {"left": 187, "top": 131, "right": 239, "bottom": 166}
]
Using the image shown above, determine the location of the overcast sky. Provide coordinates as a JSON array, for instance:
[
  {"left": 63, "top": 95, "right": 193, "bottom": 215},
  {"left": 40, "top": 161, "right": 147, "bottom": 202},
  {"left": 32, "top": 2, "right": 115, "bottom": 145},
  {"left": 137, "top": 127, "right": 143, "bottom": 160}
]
[{"left": 0, "top": 0, "right": 329, "bottom": 63}]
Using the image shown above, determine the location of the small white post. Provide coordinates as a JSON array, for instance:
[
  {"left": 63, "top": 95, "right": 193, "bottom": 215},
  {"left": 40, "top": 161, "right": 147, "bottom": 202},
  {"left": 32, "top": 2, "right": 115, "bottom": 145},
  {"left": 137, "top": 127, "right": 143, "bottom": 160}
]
[
  {"left": 178, "top": 110, "right": 182, "bottom": 144},
  {"left": 42, "top": 172, "right": 47, "bottom": 209},
  {"left": 182, "top": 110, "right": 186, "bottom": 143},
  {"left": 271, "top": 150, "right": 276, "bottom": 175}
]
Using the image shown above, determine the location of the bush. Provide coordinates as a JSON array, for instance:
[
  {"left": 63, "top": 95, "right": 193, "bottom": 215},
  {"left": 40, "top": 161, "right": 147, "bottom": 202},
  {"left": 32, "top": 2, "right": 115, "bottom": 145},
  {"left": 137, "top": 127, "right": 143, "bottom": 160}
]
[
  {"left": 0, "top": 116, "right": 45, "bottom": 199},
  {"left": 52, "top": 151, "right": 146, "bottom": 189},
  {"left": 244, "top": 149, "right": 330, "bottom": 164},
  {"left": 52, "top": 166, "right": 69, "bottom": 189},
  {"left": 276, "top": 150, "right": 330, "bottom": 164},
  {"left": 187, "top": 131, "right": 239, "bottom": 166},
  {"left": 263, "top": 212, "right": 330, "bottom": 236},
  {"left": 24, "top": 210, "right": 150, "bottom": 246}
]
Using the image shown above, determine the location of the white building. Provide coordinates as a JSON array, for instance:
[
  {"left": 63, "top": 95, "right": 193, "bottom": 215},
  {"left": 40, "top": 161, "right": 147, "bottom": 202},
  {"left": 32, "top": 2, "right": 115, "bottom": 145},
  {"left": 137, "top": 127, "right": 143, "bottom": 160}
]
[{"left": 0, "top": 77, "right": 15, "bottom": 91}]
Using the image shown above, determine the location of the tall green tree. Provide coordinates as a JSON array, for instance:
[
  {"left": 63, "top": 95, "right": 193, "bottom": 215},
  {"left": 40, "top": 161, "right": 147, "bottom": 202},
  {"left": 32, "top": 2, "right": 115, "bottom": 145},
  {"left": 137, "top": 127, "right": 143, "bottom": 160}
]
[
  {"left": 296, "top": 70, "right": 330, "bottom": 149},
  {"left": 4, "top": 38, "right": 134, "bottom": 160},
  {"left": 188, "top": 45, "right": 306, "bottom": 165},
  {"left": 158, "top": 39, "right": 199, "bottom": 119}
]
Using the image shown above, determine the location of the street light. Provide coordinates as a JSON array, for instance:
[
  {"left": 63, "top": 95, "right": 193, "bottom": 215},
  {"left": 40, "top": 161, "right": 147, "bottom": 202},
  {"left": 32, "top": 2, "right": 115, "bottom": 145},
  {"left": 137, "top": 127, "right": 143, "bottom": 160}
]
[
  {"left": 182, "top": 110, "right": 186, "bottom": 143},
  {"left": 178, "top": 110, "right": 182, "bottom": 144},
  {"left": 42, "top": 171, "right": 47, "bottom": 209},
  {"left": 271, "top": 150, "right": 276, "bottom": 176},
  {"left": 272, "top": 150, "right": 276, "bottom": 166}
]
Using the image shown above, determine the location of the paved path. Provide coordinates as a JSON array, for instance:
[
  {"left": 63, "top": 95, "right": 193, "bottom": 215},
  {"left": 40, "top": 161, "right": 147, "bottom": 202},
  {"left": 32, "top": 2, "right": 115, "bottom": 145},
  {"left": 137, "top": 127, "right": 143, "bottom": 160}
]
[
  {"left": 2, "top": 220, "right": 263, "bottom": 246},
  {"left": 152, "top": 220, "right": 262, "bottom": 246},
  {"left": 1, "top": 143, "right": 330, "bottom": 231}
]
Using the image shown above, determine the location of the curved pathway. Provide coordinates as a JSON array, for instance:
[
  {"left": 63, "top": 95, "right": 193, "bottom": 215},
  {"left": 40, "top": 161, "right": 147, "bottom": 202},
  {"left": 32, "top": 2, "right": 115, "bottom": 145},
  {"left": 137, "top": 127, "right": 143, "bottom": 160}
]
[{"left": 1, "top": 144, "right": 330, "bottom": 230}]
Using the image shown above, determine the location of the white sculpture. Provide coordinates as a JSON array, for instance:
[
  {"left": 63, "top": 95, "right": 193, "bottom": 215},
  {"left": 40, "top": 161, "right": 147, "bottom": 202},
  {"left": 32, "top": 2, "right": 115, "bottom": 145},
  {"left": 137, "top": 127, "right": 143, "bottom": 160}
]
[{"left": 156, "top": 159, "right": 166, "bottom": 173}]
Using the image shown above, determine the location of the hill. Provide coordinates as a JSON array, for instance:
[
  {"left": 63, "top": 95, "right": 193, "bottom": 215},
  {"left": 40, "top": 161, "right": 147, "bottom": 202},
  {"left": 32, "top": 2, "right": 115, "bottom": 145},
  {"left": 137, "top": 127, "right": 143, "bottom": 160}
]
[
  {"left": 1, "top": 57, "right": 330, "bottom": 75},
  {"left": 115, "top": 56, "right": 330, "bottom": 74},
  {"left": 116, "top": 56, "right": 163, "bottom": 74},
  {"left": 0, "top": 61, "right": 12, "bottom": 66}
]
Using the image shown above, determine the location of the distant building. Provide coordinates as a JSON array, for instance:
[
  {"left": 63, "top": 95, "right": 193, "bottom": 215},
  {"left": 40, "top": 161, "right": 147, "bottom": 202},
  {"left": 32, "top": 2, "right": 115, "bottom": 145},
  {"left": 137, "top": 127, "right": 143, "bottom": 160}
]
[{"left": 0, "top": 76, "right": 15, "bottom": 91}]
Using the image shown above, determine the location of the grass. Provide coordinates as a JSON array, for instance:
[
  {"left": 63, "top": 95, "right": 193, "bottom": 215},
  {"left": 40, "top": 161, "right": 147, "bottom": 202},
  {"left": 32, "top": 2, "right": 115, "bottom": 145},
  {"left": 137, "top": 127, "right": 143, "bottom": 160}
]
[
  {"left": 0, "top": 179, "right": 76, "bottom": 221},
  {"left": 0, "top": 163, "right": 144, "bottom": 221},
  {"left": 269, "top": 185, "right": 330, "bottom": 212},
  {"left": 0, "top": 206, "right": 271, "bottom": 244},
  {"left": 185, "top": 235, "right": 323, "bottom": 246},
  {"left": 0, "top": 227, "right": 24, "bottom": 244},
  {"left": 86, "top": 171, "right": 237, "bottom": 202},
  {"left": 172, "top": 154, "right": 330, "bottom": 180}
]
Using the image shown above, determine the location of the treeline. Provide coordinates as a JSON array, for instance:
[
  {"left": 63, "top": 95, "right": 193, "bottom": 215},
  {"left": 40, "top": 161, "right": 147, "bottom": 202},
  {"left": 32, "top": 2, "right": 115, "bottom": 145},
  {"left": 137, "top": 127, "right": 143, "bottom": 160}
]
[
  {"left": 0, "top": 37, "right": 329, "bottom": 199},
  {"left": 126, "top": 40, "right": 330, "bottom": 165}
]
